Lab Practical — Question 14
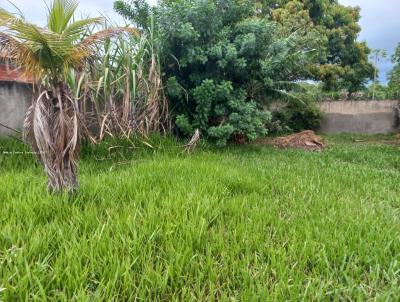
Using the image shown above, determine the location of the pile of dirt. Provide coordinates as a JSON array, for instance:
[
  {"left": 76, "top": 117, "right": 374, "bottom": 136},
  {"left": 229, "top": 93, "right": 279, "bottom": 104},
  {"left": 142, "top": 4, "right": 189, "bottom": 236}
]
[{"left": 272, "top": 130, "right": 325, "bottom": 151}]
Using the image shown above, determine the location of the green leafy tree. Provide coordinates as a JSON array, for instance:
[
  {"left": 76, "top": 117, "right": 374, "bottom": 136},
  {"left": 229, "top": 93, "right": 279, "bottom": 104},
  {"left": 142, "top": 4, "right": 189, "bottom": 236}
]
[
  {"left": 369, "top": 49, "right": 387, "bottom": 99},
  {"left": 388, "top": 43, "right": 400, "bottom": 99},
  {"left": 114, "top": 0, "right": 152, "bottom": 30},
  {"left": 365, "top": 83, "right": 390, "bottom": 100},
  {"left": 116, "top": 0, "right": 316, "bottom": 145},
  {"left": 264, "top": 0, "right": 374, "bottom": 94}
]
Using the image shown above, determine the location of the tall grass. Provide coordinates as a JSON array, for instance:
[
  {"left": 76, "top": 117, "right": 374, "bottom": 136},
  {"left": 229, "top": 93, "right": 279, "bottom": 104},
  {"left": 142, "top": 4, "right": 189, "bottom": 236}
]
[
  {"left": 1, "top": 136, "right": 400, "bottom": 300},
  {"left": 68, "top": 18, "right": 170, "bottom": 143}
]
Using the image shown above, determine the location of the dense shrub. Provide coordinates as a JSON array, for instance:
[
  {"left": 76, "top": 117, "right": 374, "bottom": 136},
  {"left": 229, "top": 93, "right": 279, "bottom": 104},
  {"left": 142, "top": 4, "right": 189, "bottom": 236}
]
[
  {"left": 171, "top": 79, "right": 270, "bottom": 146},
  {"left": 269, "top": 100, "right": 323, "bottom": 134},
  {"left": 115, "top": 0, "right": 318, "bottom": 145},
  {"left": 157, "top": 0, "right": 314, "bottom": 145}
]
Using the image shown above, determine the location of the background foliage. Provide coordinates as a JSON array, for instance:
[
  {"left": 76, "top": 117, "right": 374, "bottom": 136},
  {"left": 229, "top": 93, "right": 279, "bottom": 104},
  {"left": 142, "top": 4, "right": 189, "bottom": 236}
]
[
  {"left": 387, "top": 43, "right": 400, "bottom": 99},
  {"left": 264, "top": 0, "right": 375, "bottom": 94},
  {"left": 116, "top": 0, "right": 319, "bottom": 144}
]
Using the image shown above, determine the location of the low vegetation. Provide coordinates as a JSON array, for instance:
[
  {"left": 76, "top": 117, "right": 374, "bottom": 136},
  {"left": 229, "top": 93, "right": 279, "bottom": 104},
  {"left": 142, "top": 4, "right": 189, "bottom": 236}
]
[
  {"left": 0, "top": 0, "right": 399, "bottom": 300},
  {"left": 1, "top": 136, "right": 399, "bottom": 300},
  {"left": 2, "top": 0, "right": 400, "bottom": 192}
]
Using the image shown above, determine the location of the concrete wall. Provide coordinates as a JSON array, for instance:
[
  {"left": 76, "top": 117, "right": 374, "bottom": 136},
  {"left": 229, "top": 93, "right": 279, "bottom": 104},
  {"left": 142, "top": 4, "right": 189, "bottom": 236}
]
[
  {"left": 1, "top": 84, "right": 400, "bottom": 136},
  {"left": 0, "top": 81, "right": 32, "bottom": 136},
  {"left": 317, "top": 100, "right": 400, "bottom": 134}
]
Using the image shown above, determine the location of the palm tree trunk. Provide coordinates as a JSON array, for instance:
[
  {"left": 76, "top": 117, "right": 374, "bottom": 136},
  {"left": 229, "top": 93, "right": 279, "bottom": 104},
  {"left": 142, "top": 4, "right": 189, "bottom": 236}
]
[{"left": 24, "top": 82, "right": 80, "bottom": 192}]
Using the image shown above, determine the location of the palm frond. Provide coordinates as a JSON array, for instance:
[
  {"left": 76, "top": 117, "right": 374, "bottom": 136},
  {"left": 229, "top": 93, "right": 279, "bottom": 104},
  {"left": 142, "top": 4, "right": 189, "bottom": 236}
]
[
  {"left": 0, "top": 32, "right": 40, "bottom": 77},
  {"left": 47, "top": 0, "right": 78, "bottom": 34},
  {"left": 268, "top": 88, "right": 306, "bottom": 106},
  {"left": 23, "top": 91, "right": 55, "bottom": 179},
  {"left": 62, "top": 17, "right": 103, "bottom": 39},
  {"left": 24, "top": 88, "right": 80, "bottom": 191},
  {"left": 0, "top": 8, "right": 15, "bottom": 25},
  {"left": 0, "top": 12, "right": 74, "bottom": 72}
]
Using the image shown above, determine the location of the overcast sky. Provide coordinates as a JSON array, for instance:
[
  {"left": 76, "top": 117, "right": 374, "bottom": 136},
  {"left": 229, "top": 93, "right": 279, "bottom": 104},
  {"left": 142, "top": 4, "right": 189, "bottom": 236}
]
[
  {"left": 0, "top": 0, "right": 398, "bottom": 83},
  {"left": 340, "top": 0, "right": 399, "bottom": 82}
]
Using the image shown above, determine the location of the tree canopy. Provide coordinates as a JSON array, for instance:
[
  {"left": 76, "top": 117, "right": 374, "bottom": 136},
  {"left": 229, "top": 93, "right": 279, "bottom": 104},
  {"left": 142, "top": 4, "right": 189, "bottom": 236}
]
[
  {"left": 388, "top": 43, "right": 400, "bottom": 99},
  {"left": 264, "top": 0, "right": 374, "bottom": 94}
]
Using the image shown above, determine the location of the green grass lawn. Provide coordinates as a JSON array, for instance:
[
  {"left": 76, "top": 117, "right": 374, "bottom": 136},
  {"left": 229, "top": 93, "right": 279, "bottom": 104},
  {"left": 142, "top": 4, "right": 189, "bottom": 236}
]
[{"left": 1, "top": 136, "right": 400, "bottom": 301}]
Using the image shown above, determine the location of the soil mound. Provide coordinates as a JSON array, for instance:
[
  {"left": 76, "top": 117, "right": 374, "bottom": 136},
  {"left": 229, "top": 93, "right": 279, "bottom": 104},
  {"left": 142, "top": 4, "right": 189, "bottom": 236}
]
[{"left": 272, "top": 130, "right": 325, "bottom": 151}]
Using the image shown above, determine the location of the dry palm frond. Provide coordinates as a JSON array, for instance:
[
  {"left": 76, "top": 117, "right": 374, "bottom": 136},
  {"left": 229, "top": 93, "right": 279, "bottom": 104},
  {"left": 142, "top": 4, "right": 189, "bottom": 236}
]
[
  {"left": 183, "top": 129, "right": 200, "bottom": 153},
  {"left": 272, "top": 130, "right": 325, "bottom": 151},
  {"left": 24, "top": 88, "right": 79, "bottom": 191},
  {"left": 139, "top": 52, "right": 170, "bottom": 135},
  {"left": 0, "top": 32, "right": 39, "bottom": 79}
]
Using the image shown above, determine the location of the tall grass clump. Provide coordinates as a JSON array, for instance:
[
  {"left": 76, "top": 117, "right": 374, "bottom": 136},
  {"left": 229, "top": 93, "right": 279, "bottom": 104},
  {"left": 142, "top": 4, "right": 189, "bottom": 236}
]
[{"left": 70, "top": 16, "right": 170, "bottom": 143}]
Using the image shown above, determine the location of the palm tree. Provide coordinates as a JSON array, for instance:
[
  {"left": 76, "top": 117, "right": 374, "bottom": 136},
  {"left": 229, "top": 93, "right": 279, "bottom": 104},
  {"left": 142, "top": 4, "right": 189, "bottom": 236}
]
[{"left": 0, "top": 0, "right": 138, "bottom": 192}]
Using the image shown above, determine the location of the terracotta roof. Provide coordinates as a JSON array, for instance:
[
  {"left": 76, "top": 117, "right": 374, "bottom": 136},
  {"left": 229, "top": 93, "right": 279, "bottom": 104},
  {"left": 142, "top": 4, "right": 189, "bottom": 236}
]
[{"left": 0, "top": 60, "right": 33, "bottom": 83}]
